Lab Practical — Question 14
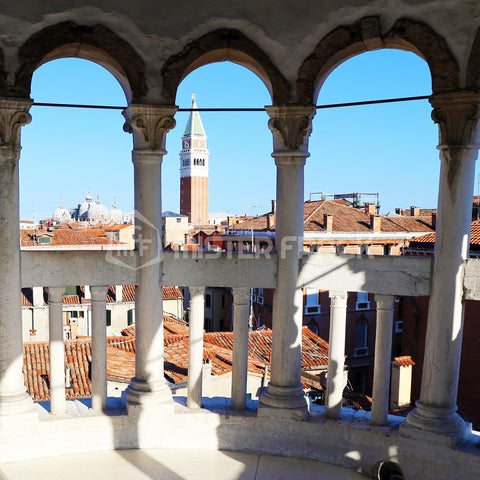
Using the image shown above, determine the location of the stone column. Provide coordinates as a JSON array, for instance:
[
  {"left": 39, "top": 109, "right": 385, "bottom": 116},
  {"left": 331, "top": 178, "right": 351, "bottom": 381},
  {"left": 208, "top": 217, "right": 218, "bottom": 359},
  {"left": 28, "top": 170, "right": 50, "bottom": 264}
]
[
  {"left": 325, "top": 291, "right": 347, "bottom": 419},
  {"left": 0, "top": 98, "right": 35, "bottom": 415},
  {"left": 258, "top": 104, "right": 316, "bottom": 418},
  {"left": 231, "top": 287, "right": 251, "bottom": 410},
  {"left": 47, "top": 287, "right": 66, "bottom": 415},
  {"left": 91, "top": 285, "right": 108, "bottom": 412},
  {"left": 405, "top": 91, "right": 480, "bottom": 442},
  {"left": 187, "top": 287, "right": 205, "bottom": 409},
  {"left": 371, "top": 294, "right": 394, "bottom": 426},
  {"left": 123, "top": 105, "right": 177, "bottom": 414}
]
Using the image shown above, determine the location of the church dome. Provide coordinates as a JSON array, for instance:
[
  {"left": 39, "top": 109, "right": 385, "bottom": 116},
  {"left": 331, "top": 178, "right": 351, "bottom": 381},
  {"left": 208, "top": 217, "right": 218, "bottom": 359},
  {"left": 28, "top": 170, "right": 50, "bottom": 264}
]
[
  {"left": 87, "top": 195, "right": 109, "bottom": 222},
  {"left": 109, "top": 199, "right": 123, "bottom": 224},
  {"left": 78, "top": 192, "right": 94, "bottom": 220},
  {"left": 53, "top": 201, "right": 71, "bottom": 222}
]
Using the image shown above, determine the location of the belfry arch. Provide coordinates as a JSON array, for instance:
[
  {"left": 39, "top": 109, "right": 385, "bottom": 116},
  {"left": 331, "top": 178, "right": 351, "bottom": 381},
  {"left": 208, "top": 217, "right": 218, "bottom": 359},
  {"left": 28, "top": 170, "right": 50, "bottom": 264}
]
[
  {"left": 297, "top": 17, "right": 459, "bottom": 104},
  {"left": 161, "top": 29, "right": 291, "bottom": 104},
  {"left": 14, "top": 21, "right": 147, "bottom": 102}
]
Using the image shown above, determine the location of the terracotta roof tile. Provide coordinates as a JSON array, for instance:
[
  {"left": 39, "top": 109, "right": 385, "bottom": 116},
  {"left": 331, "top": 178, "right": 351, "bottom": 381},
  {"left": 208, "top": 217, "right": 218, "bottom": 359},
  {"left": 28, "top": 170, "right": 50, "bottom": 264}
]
[
  {"left": 230, "top": 200, "right": 434, "bottom": 234},
  {"left": 23, "top": 323, "right": 330, "bottom": 400},
  {"left": 20, "top": 227, "right": 124, "bottom": 247},
  {"left": 163, "top": 286, "right": 183, "bottom": 300},
  {"left": 408, "top": 220, "right": 480, "bottom": 251},
  {"left": 23, "top": 339, "right": 92, "bottom": 401},
  {"left": 393, "top": 356, "right": 415, "bottom": 367}
]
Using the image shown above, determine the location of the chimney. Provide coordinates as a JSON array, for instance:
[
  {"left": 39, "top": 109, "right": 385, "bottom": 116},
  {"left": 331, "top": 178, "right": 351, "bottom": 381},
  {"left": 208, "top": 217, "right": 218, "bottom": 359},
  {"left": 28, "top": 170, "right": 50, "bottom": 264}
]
[
  {"left": 370, "top": 214, "right": 381, "bottom": 232},
  {"left": 431, "top": 212, "right": 436, "bottom": 230},
  {"left": 365, "top": 203, "right": 377, "bottom": 215},
  {"left": 395, "top": 208, "right": 401, "bottom": 215},
  {"left": 115, "top": 285, "right": 123, "bottom": 303},
  {"left": 324, "top": 214, "right": 333, "bottom": 233},
  {"left": 410, "top": 206, "right": 420, "bottom": 216},
  {"left": 390, "top": 356, "right": 415, "bottom": 410},
  {"left": 267, "top": 214, "right": 275, "bottom": 231},
  {"left": 32, "top": 287, "right": 44, "bottom": 307},
  {"left": 271, "top": 200, "right": 276, "bottom": 214}
]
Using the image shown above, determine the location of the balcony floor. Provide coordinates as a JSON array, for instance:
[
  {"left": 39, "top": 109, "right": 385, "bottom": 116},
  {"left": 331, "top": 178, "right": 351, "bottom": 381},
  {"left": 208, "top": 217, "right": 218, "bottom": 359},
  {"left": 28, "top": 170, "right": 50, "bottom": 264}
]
[{"left": 0, "top": 448, "right": 366, "bottom": 480}]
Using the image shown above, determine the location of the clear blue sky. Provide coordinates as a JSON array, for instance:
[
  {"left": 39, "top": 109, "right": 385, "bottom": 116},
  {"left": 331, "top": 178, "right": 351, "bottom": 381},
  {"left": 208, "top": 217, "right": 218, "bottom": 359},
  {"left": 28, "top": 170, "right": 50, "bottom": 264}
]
[{"left": 20, "top": 49, "right": 466, "bottom": 220}]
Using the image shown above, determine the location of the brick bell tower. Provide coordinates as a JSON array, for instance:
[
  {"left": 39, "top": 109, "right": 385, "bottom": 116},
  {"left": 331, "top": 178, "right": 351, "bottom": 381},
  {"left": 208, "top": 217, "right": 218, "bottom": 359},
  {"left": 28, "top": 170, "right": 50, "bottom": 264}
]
[{"left": 180, "top": 94, "right": 209, "bottom": 226}]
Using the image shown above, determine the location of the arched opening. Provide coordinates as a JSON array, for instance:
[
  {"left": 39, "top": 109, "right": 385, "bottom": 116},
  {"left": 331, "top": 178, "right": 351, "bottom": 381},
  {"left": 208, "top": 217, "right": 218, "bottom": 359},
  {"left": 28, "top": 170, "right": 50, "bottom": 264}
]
[
  {"left": 20, "top": 57, "right": 132, "bottom": 226},
  {"left": 306, "top": 48, "right": 438, "bottom": 215},
  {"left": 15, "top": 22, "right": 147, "bottom": 102},
  {"left": 163, "top": 61, "right": 273, "bottom": 222},
  {"left": 161, "top": 29, "right": 291, "bottom": 104}
]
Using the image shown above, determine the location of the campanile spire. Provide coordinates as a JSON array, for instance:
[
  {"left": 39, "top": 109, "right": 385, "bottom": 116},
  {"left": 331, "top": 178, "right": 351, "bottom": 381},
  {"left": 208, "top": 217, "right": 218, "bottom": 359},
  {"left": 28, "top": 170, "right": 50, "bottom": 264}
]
[{"left": 180, "top": 94, "right": 209, "bottom": 226}]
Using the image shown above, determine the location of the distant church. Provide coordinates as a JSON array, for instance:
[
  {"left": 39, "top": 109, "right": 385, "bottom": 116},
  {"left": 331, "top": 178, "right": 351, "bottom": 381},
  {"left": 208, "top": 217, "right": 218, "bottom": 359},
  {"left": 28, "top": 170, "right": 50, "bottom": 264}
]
[{"left": 180, "top": 94, "right": 209, "bottom": 226}]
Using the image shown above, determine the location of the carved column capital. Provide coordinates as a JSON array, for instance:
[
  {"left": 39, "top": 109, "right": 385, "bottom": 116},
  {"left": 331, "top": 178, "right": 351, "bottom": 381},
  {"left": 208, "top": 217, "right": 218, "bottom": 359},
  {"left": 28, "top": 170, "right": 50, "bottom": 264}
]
[
  {"left": 90, "top": 285, "right": 108, "bottom": 303},
  {"left": 123, "top": 104, "right": 178, "bottom": 152},
  {"left": 0, "top": 98, "right": 33, "bottom": 156},
  {"left": 233, "top": 287, "right": 251, "bottom": 306},
  {"left": 47, "top": 286, "right": 64, "bottom": 305},
  {"left": 329, "top": 290, "right": 348, "bottom": 308},
  {"left": 265, "top": 104, "right": 316, "bottom": 154},
  {"left": 430, "top": 91, "right": 480, "bottom": 155}
]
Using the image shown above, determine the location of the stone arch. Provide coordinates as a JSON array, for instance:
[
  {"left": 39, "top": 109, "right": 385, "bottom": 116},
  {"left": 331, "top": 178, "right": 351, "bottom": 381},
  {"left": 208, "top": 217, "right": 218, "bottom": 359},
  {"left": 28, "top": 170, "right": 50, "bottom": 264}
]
[
  {"left": 14, "top": 21, "right": 147, "bottom": 102},
  {"left": 161, "top": 29, "right": 291, "bottom": 104},
  {"left": 466, "top": 26, "right": 480, "bottom": 91},
  {"left": 297, "top": 17, "right": 459, "bottom": 104}
]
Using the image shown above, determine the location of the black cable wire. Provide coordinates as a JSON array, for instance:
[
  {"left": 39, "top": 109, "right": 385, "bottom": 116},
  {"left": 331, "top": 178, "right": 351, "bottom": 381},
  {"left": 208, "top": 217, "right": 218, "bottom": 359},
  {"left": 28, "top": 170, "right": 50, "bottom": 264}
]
[{"left": 32, "top": 95, "right": 430, "bottom": 112}]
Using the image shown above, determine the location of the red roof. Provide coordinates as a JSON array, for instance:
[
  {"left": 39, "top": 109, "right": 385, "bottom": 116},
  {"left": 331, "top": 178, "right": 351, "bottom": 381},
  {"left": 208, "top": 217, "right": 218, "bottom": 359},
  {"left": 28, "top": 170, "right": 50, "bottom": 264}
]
[
  {"left": 23, "top": 323, "right": 330, "bottom": 400},
  {"left": 408, "top": 219, "right": 480, "bottom": 251},
  {"left": 393, "top": 356, "right": 415, "bottom": 367},
  {"left": 21, "top": 285, "right": 179, "bottom": 307},
  {"left": 230, "top": 200, "right": 435, "bottom": 234},
  {"left": 20, "top": 227, "right": 124, "bottom": 247},
  {"left": 23, "top": 339, "right": 93, "bottom": 401}
]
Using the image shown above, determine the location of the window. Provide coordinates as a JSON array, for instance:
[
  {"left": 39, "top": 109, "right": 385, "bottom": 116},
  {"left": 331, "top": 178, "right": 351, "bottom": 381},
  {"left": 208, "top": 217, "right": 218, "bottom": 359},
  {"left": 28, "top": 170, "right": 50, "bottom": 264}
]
[
  {"left": 383, "top": 244, "right": 392, "bottom": 255},
  {"left": 356, "top": 292, "right": 370, "bottom": 310},
  {"left": 256, "top": 288, "right": 264, "bottom": 305},
  {"left": 360, "top": 244, "right": 369, "bottom": 255},
  {"left": 308, "top": 320, "right": 319, "bottom": 335},
  {"left": 336, "top": 244, "right": 344, "bottom": 254},
  {"left": 354, "top": 320, "right": 368, "bottom": 356},
  {"left": 127, "top": 309, "right": 134, "bottom": 326},
  {"left": 205, "top": 294, "right": 211, "bottom": 308},
  {"left": 304, "top": 288, "right": 321, "bottom": 314},
  {"left": 176, "top": 217, "right": 181, "bottom": 223},
  {"left": 106, "top": 310, "right": 111, "bottom": 327}
]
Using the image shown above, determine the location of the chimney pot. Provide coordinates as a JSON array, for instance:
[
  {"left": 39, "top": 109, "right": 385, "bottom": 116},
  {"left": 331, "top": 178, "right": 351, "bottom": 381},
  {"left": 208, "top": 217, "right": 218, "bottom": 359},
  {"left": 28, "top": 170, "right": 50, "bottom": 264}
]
[
  {"left": 431, "top": 212, "right": 436, "bottom": 229},
  {"left": 410, "top": 206, "right": 420, "bottom": 216},
  {"left": 365, "top": 203, "right": 377, "bottom": 215},
  {"left": 271, "top": 200, "right": 276, "bottom": 214}
]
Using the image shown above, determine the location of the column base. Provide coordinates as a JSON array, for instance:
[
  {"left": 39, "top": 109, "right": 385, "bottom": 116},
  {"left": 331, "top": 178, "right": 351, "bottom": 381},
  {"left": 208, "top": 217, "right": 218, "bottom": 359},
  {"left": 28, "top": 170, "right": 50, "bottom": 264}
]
[
  {"left": 0, "top": 391, "right": 36, "bottom": 416},
  {"left": 257, "top": 383, "right": 309, "bottom": 420},
  {"left": 125, "top": 377, "right": 174, "bottom": 417},
  {"left": 402, "top": 400, "right": 472, "bottom": 446}
]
